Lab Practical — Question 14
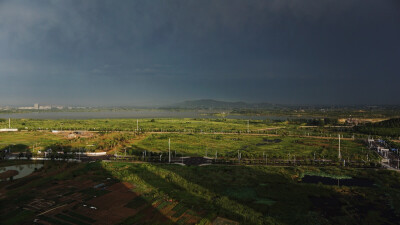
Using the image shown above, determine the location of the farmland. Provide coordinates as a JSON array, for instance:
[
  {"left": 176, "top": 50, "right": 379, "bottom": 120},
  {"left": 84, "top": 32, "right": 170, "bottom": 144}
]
[
  {"left": 132, "top": 133, "right": 379, "bottom": 162},
  {"left": 0, "top": 118, "right": 282, "bottom": 132},
  {"left": 0, "top": 117, "right": 399, "bottom": 224},
  {"left": 0, "top": 117, "right": 369, "bottom": 138},
  {"left": 1, "top": 160, "right": 400, "bottom": 224},
  {"left": 0, "top": 131, "right": 64, "bottom": 152},
  {"left": 0, "top": 118, "right": 381, "bottom": 163}
]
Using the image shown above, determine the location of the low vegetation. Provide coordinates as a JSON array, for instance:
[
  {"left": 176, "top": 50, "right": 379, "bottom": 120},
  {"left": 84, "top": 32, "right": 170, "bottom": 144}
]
[
  {"left": 0, "top": 116, "right": 399, "bottom": 224},
  {"left": 131, "top": 133, "right": 378, "bottom": 162}
]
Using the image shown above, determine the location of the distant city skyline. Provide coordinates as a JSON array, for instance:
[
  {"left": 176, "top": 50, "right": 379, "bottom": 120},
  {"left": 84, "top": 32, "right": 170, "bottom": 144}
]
[{"left": 0, "top": 0, "right": 399, "bottom": 106}]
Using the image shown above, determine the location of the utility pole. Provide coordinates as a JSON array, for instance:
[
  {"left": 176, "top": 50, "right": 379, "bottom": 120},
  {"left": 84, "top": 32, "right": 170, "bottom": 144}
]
[
  {"left": 338, "top": 134, "right": 342, "bottom": 159},
  {"left": 168, "top": 138, "right": 171, "bottom": 163},
  {"left": 263, "top": 152, "right": 264, "bottom": 164},
  {"left": 9, "top": 118, "right": 11, "bottom": 129},
  {"left": 137, "top": 119, "right": 139, "bottom": 132},
  {"left": 247, "top": 120, "right": 249, "bottom": 133}
]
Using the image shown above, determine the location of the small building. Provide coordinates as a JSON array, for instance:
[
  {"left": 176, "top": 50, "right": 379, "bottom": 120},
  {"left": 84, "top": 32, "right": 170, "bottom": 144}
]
[
  {"left": 379, "top": 148, "right": 390, "bottom": 158},
  {"left": 0, "top": 128, "right": 18, "bottom": 132}
]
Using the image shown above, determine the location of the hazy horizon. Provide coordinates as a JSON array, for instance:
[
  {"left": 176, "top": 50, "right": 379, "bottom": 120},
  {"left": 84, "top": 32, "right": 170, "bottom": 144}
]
[
  {"left": 1, "top": 0, "right": 399, "bottom": 106},
  {"left": 3, "top": 98, "right": 400, "bottom": 109}
]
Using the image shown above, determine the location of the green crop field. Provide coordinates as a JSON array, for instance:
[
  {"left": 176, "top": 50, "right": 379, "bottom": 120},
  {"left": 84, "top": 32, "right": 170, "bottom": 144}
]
[
  {"left": 0, "top": 131, "right": 64, "bottom": 152},
  {"left": 0, "top": 118, "right": 383, "bottom": 162},
  {"left": 0, "top": 131, "right": 141, "bottom": 154},
  {"left": 0, "top": 118, "right": 284, "bottom": 132},
  {"left": 130, "top": 133, "right": 379, "bottom": 161},
  {"left": 103, "top": 162, "right": 400, "bottom": 225},
  {"left": 1, "top": 158, "right": 400, "bottom": 224},
  {"left": 0, "top": 117, "right": 398, "bottom": 224}
]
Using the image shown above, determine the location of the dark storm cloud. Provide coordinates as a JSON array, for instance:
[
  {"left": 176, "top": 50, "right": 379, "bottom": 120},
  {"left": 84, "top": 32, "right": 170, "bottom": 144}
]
[{"left": 0, "top": 0, "right": 399, "bottom": 105}]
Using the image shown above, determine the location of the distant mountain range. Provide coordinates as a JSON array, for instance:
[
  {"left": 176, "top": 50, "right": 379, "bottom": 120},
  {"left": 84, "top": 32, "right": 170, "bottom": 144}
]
[{"left": 164, "top": 99, "right": 282, "bottom": 109}]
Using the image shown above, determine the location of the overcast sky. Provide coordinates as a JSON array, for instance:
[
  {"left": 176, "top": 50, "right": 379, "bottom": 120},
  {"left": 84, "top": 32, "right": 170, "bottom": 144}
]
[{"left": 0, "top": 0, "right": 399, "bottom": 106}]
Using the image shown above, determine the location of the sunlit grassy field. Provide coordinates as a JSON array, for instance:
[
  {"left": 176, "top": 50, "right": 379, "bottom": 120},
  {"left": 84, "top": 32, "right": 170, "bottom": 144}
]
[
  {"left": 0, "top": 131, "right": 143, "bottom": 153},
  {"left": 0, "top": 117, "right": 379, "bottom": 161},
  {"left": 0, "top": 132, "right": 63, "bottom": 152},
  {"left": 0, "top": 118, "right": 284, "bottom": 132},
  {"left": 131, "top": 133, "right": 379, "bottom": 161}
]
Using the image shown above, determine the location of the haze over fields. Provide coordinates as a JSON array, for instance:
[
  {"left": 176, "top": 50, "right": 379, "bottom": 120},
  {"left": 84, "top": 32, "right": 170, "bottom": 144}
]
[{"left": 0, "top": 0, "right": 399, "bottom": 106}]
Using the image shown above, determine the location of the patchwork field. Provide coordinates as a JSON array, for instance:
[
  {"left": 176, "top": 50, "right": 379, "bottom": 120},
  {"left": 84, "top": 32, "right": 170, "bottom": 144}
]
[
  {"left": 0, "top": 118, "right": 398, "bottom": 224},
  {"left": 0, "top": 118, "right": 283, "bottom": 132},
  {"left": 131, "top": 133, "right": 379, "bottom": 161},
  {"left": 0, "top": 131, "right": 141, "bottom": 154},
  {"left": 0, "top": 118, "right": 379, "bottom": 162},
  {"left": 1, "top": 161, "right": 400, "bottom": 224}
]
